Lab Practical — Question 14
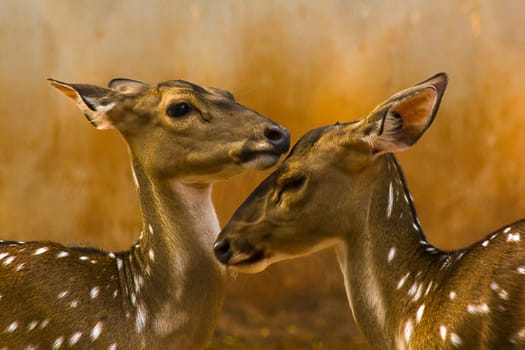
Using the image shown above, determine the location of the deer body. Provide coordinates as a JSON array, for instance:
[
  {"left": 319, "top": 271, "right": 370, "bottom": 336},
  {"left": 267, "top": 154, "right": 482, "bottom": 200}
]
[
  {"left": 215, "top": 73, "right": 525, "bottom": 348},
  {"left": 336, "top": 154, "right": 525, "bottom": 349},
  {"left": 0, "top": 78, "right": 289, "bottom": 349}
]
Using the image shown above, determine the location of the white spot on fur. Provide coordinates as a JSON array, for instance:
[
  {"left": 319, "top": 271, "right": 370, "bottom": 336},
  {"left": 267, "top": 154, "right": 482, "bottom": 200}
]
[
  {"left": 504, "top": 226, "right": 512, "bottom": 234},
  {"left": 58, "top": 290, "right": 69, "bottom": 299},
  {"left": 33, "top": 247, "right": 49, "bottom": 255},
  {"left": 0, "top": 253, "right": 8, "bottom": 261},
  {"left": 56, "top": 251, "right": 69, "bottom": 258},
  {"left": 90, "top": 287, "right": 100, "bottom": 299},
  {"left": 148, "top": 224, "right": 154, "bottom": 235},
  {"left": 511, "top": 328, "right": 525, "bottom": 343},
  {"left": 80, "top": 256, "right": 89, "bottom": 261},
  {"left": 404, "top": 319, "right": 413, "bottom": 343},
  {"left": 450, "top": 332, "right": 462, "bottom": 346},
  {"left": 397, "top": 272, "right": 410, "bottom": 289},
  {"left": 5, "top": 321, "right": 18, "bottom": 333},
  {"left": 16, "top": 263, "right": 25, "bottom": 271},
  {"left": 387, "top": 247, "right": 396, "bottom": 263},
  {"left": 482, "top": 240, "right": 489, "bottom": 247},
  {"left": 440, "top": 325, "right": 447, "bottom": 341},
  {"left": 3, "top": 256, "right": 15, "bottom": 266},
  {"left": 449, "top": 291, "right": 457, "bottom": 300},
  {"left": 91, "top": 321, "right": 103, "bottom": 340},
  {"left": 424, "top": 281, "right": 433, "bottom": 296},
  {"left": 70, "top": 300, "right": 79, "bottom": 308},
  {"left": 387, "top": 182, "right": 394, "bottom": 218},
  {"left": 108, "top": 343, "right": 118, "bottom": 350},
  {"left": 518, "top": 266, "right": 525, "bottom": 274},
  {"left": 52, "top": 336, "right": 64, "bottom": 349},
  {"left": 69, "top": 331, "right": 82, "bottom": 346},
  {"left": 416, "top": 304, "right": 425, "bottom": 323},
  {"left": 467, "top": 303, "right": 490, "bottom": 314},
  {"left": 507, "top": 232, "right": 520, "bottom": 242},
  {"left": 136, "top": 303, "right": 147, "bottom": 333},
  {"left": 108, "top": 252, "right": 116, "bottom": 259},
  {"left": 116, "top": 258, "right": 123, "bottom": 271},
  {"left": 148, "top": 249, "right": 155, "bottom": 262},
  {"left": 27, "top": 321, "right": 38, "bottom": 331}
]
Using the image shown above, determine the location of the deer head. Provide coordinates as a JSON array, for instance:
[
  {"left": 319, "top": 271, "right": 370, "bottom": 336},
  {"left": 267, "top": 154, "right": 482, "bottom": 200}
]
[
  {"left": 49, "top": 78, "right": 290, "bottom": 183},
  {"left": 214, "top": 73, "right": 447, "bottom": 272}
]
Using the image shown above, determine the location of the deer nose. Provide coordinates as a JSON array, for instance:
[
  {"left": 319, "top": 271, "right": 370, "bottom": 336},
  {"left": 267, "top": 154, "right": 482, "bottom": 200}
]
[
  {"left": 264, "top": 125, "right": 290, "bottom": 154},
  {"left": 214, "top": 239, "right": 232, "bottom": 264}
]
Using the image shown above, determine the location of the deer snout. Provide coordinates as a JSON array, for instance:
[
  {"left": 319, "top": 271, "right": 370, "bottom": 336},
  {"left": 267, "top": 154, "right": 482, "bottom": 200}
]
[
  {"left": 264, "top": 125, "right": 290, "bottom": 154},
  {"left": 213, "top": 238, "right": 232, "bottom": 265}
]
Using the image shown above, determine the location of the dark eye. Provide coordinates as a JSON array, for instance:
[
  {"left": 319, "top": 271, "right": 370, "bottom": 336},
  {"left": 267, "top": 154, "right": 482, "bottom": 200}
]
[
  {"left": 166, "top": 102, "right": 191, "bottom": 118},
  {"left": 276, "top": 175, "right": 307, "bottom": 205},
  {"left": 282, "top": 176, "right": 306, "bottom": 192}
]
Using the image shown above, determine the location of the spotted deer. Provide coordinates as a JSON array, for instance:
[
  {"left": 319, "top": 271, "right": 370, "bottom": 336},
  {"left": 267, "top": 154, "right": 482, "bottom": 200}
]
[
  {"left": 215, "top": 73, "right": 525, "bottom": 349},
  {"left": 0, "top": 78, "right": 289, "bottom": 350}
]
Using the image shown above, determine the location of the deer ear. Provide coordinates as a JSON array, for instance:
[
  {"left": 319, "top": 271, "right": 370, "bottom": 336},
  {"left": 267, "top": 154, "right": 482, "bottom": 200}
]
[
  {"left": 48, "top": 78, "right": 119, "bottom": 130},
  {"left": 108, "top": 78, "right": 149, "bottom": 95},
  {"left": 360, "top": 72, "right": 448, "bottom": 155}
]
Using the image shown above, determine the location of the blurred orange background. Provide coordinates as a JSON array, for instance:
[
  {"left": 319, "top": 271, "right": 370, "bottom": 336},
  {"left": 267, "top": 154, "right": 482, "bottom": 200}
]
[{"left": 1, "top": 1, "right": 525, "bottom": 349}]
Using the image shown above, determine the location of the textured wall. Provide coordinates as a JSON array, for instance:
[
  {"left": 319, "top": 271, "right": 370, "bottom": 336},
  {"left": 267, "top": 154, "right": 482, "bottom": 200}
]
[{"left": 1, "top": 1, "right": 525, "bottom": 348}]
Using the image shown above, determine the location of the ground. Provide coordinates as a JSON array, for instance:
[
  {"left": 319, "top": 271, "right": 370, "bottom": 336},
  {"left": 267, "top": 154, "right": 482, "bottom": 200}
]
[{"left": 208, "top": 294, "right": 371, "bottom": 350}]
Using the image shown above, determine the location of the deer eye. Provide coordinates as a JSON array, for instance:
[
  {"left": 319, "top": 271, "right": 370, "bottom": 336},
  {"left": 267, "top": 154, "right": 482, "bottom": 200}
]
[
  {"left": 282, "top": 176, "right": 306, "bottom": 192},
  {"left": 166, "top": 102, "right": 191, "bottom": 118},
  {"left": 276, "top": 175, "right": 307, "bottom": 205}
]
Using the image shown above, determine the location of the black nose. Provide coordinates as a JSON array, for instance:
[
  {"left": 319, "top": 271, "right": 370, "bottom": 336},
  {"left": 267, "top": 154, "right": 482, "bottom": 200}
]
[
  {"left": 264, "top": 125, "right": 290, "bottom": 154},
  {"left": 214, "top": 239, "right": 232, "bottom": 265}
]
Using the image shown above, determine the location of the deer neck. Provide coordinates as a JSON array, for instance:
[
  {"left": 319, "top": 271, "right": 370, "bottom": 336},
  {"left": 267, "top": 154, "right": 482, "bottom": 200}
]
[
  {"left": 336, "top": 154, "right": 442, "bottom": 349},
  {"left": 125, "top": 153, "right": 225, "bottom": 346}
]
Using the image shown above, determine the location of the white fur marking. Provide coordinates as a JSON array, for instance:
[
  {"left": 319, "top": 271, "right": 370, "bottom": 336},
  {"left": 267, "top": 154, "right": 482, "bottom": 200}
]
[
  {"left": 397, "top": 272, "right": 410, "bottom": 289},
  {"left": 450, "top": 332, "right": 462, "bottom": 346},
  {"left": 404, "top": 319, "right": 413, "bottom": 343},
  {"left": 33, "top": 247, "right": 49, "bottom": 255},
  {"left": 416, "top": 304, "right": 425, "bottom": 323},
  {"left": 91, "top": 321, "right": 103, "bottom": 341},
  {"left": 467, "top": 303, "right": 490, "bottom": 314},
  {"left": 5, "top": 321, "right": 18, "bottom": 333},
  {"left": 90, "top": 287, "right": 100, "bottom": 299},
  {"left": 387, "top": 182, "right": 394, "bottom": 218},
  {"left": 136, "top": 304, "right": 147, "bottom": 333},
  {"left": 2, "top": 256, "right": 15, "bottom": 266},
  {"left": 56, "top": 251, "right": 69, "bottom": 258},
  {"left": 440, "top": 325, "right": 447, "bottom": 341},
  {"left": 27, "top": 321, "right": 38, "bottom": 331},
  {"left": 69, "top": 331, "right": 82, "bottom": 346},
  {"left": 387, "top": 247, "right": 396, "bottom": 263},
  {"left": 52, "top": 336, "right": 64, "bottom": 349}
]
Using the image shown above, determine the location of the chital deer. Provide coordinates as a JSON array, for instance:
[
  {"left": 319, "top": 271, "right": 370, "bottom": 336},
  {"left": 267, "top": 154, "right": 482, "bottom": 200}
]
[
  {"left": 0, "top": 78, "right": 289, "bottom": 349},
  {"left": 215, "top": 73, "right": 525, "bottom": 349}
]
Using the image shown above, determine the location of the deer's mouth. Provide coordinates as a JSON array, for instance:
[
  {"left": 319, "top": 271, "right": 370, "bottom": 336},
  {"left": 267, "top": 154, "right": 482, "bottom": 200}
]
[
  {"left": 227, "top": 249, "right": 268, "bottom": 273},
  {"left": 239, "top": 149, "right": 282, "bottom": 170}
]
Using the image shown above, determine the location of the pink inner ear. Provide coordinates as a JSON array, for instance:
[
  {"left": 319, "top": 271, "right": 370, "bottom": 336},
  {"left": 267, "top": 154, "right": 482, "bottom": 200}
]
[
  {"left": 368, "top": 88, "right": 438, "bottom": 155},
  {"left": 389, "top": 88, "right": 437, "bottom": 131}
]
